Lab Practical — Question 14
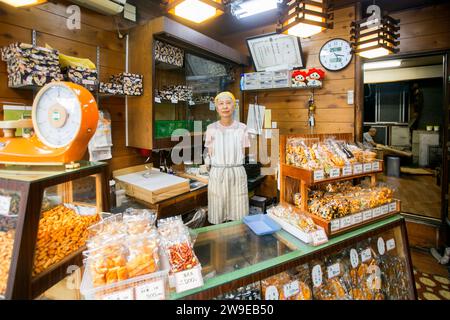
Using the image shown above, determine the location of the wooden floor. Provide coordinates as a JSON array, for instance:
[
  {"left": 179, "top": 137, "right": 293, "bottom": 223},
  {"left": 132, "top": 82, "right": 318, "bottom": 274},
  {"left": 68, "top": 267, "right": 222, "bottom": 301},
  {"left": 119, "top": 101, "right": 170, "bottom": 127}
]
[
  {"left": 378, "top": 174, "right": 441, "bottom": 219},
  {"left": 411, "top": 249, "right": 449, "bottom": 277}
]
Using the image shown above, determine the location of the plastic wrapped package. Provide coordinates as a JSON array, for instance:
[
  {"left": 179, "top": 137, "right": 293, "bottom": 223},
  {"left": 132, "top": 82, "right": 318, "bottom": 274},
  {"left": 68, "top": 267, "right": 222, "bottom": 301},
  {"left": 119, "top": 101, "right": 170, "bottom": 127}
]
[
  {"left": 267, "top": 203, "right": 317, "bottom": 233},
  {"left": 126, "top": 231, "right": 160, "bottom": 278},
  {"left": 323, "top": 255, "right": 353, "bottom": 300},
  {"left": 261, "top": 266, "right": 312, "bottom": 300},
  {"left": 123, "top": 208, "right": 156, "bottom": 235},
  {"left": 355, "top": 240, "right": 385, "bottom": 300},
  {"left": 163, "top": 233, "right": 199, "bottom": 274}
]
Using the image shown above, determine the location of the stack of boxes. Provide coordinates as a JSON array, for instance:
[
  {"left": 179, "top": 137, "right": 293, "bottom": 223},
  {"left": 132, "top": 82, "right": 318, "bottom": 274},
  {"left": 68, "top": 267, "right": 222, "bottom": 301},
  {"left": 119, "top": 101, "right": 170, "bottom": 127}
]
[
  {"left": 63, "top": 66, "right": 98, "bottom": 91},
  {"left": 99, "top": 72, "right": 143, "bottom": 96}
]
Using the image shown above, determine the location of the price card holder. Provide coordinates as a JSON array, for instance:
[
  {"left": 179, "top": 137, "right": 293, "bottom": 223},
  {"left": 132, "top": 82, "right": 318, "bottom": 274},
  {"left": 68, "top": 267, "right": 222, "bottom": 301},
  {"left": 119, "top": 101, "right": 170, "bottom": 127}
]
[
  {"left": 350, "top": 249, "right": 359, "bottom": 269},
  {"left": 175, "top": 266, "right": 204, "bottom": 293},
  {"left": 342, "top": 166, "right": 352, "bottom": 176},
  {"left": 373, "top": 207, "right": 382, "bottom": 218},
  {"left": 362, "top": 210, "right": 373, "bottom": 221},
  {"left": 102, "top": 288, "right": 134, "bottom": 300},
  {"left": 311, "top": 229, "right": 328, "bottom": 246},
  {"left": 327, "top": 263, "right": 340, "bottom": 279},
  {"left": 361, "top": 248, "right": 372, "bottom": 263},
  {"left": 386, "top": 239, "right": 396, "bottom": 252},
  {"left": 135, "top": 279, "right": 166, "bottom": 300},
  {"left": 329, "top": 168, "right": 340, "bottom": 178},
  {"left": 381, "top": 204, "right": 389, "bottom": 215},
  {"left": 283, "top": 281, "right": 300, "bottom": 299},
  {"left": 313, "top": 170, "right": 324, "bottom": 181},
  {"left": 312, "top": 265, "right": 322, "bottom": 288},
  {"left": 353, "top": 164, "right": 363, "bottom": 174},
  {"left": 155, "top": 97, "right": 161, "bottom": 103},
  {"left": 363, "top": 163, "right": 373, "bottom": 173},
  {"left": 264, "top": 285, "right": 279, "bottom": 300},
  {"left": 389, "top": 202, "right": 397, "bottom": 213},
  {"left": 352, "top": 213, "right": 362, "bottom": 225},
  {"left": 372, "top": 161, "right": 380, "bottom": 171},
  {"left": 340, "top": 216, "right": 352, "bottom": 229},
  {"left": 330, "top": 219, "right": 340, "bottom": 232},
  {"left": 0, "top": 195, "right": 12, "bottom": 216}
]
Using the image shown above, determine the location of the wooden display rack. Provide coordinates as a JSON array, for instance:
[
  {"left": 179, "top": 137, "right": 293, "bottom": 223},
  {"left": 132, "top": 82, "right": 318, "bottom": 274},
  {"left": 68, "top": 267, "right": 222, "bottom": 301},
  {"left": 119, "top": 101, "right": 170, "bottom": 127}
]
[{"left": 279, "top": 133, "right": 399, "bottom": 237}]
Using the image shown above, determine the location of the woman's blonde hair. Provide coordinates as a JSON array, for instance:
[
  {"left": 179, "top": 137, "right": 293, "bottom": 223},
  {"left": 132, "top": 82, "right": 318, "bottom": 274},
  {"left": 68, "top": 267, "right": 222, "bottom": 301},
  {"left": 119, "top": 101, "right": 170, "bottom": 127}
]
[{"left": 214, "top": 91, "right": 236, "bottom": 106}]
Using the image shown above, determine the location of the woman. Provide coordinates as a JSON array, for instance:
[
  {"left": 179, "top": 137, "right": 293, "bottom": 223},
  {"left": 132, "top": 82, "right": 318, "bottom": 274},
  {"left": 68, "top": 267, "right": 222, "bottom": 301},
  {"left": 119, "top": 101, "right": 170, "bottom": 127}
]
[{"left": 205, "top": 91, "right": 250, "bottom": 224}]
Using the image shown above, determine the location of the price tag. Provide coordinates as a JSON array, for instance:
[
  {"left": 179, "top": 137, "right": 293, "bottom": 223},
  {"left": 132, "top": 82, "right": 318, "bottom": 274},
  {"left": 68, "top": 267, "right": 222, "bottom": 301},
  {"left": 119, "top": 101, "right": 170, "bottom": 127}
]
[
  {"left": 175, "top": 267, "right": 204, "bottom": 293},
  {"left": 377, "top": 237, "right": 386, "bottom": 256},
  {"left": 0, "top": 195, "right": 12, "bottom": 216},
  {"left": 342, "top": 166, "right": 352, "bottom": 176},
  {"left": 311, "top": 229, "right": 328, "bottom": 246},
  {"left": 312, "top": 265, "right": 323, "bottom": 287},
  {"left": 264, "top": 285, "right": 279, "bottom": 300},
  {"left": 363, "top": 210, "right": 373, "bottom": 221},
  {"left": 372, "top": 161, "right": 380, "bottom": 171},
  {"left": 389, "top": 202, "right": 397, "bottom": 212},
  {"left": 329, "top": 168, "right": 340, "bottom": 178},
  {"left": 386, "top": 239, "right": 396, "bottom": 251},
  {"left": 350, "top": 249, "right": 359, "bottom": 268},
  {"left": 189, "top": 100, "right": 195, "bottom": 106},
  {"left": 330, "top": 219, "right": 340, "bottom": 232},
  {"left": 363, "top": 163, "right": 373, "bottom": 172},
  {"left": 353, "top": 164, "right": 363, "bottom": 174},
  {"left": 155, "top": 97, "right": 161, "bottom": 103},
  {"left": 135, "top": 279, "right": 166, "bottom": 300},
  {"left": 102, "top": 288, "right": 134, "bottom": 300},
  {"left": 327, "top": 263, "right": 341, "bottom": 279},
  {"left": 171, "top": 97, "right": 178, "bottom": 104},
  {"left": 340, "top": 216, "right": 352, "bottom": 228},
  {"left": 82, "top": 79, "right": 95, "bottom": 85},
  {"left": 283, "top": 281, "right": 300, "bottom": 298},
  {"left": 352, "top": 213, "right": 363, "bottom": 225},
  {"left": 381, "top": 204, "right": 389, "bottom": 215},
  {"left": 313, "top": 170, "right": 324, "bottom": 181},
  {"left": 373, "top": 207, "right": 382, "bottom": 217},
  {"left": 361, "top": 248, "right": 372, "bottom": 263},
  {"left": 209, "top": 101, "right": 216, "bottom": 111}
]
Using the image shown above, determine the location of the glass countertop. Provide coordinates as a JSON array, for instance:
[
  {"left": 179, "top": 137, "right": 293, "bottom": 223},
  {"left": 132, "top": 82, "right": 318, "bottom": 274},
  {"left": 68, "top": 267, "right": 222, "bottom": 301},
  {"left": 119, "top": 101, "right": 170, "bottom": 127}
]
[{"left": 0, "top": 161, "right": 107, "bottom": 182}]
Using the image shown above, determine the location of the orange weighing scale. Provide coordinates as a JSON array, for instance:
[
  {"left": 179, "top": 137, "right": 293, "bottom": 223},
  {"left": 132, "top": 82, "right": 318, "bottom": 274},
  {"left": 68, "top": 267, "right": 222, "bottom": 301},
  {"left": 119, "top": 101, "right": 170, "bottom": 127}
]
[{"left": 0, "top": 82, "right": 99, "bottom": 165}]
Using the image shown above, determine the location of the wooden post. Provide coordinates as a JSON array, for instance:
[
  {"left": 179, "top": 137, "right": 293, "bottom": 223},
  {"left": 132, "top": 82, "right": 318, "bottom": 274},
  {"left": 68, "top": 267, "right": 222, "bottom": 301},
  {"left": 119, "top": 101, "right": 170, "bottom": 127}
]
[
  {"left": 354, "top": 2, "right": 364, "bottom": 143},
  {"left": 301, "top": 180, "right": 308, "bottom": 212}
]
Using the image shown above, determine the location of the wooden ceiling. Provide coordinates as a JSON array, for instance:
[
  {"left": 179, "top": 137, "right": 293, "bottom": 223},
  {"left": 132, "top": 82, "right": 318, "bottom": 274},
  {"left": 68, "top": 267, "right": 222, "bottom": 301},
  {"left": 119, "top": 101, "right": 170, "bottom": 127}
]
[{"left": 126, "top": 0, "right": 447, "bottom": 39}]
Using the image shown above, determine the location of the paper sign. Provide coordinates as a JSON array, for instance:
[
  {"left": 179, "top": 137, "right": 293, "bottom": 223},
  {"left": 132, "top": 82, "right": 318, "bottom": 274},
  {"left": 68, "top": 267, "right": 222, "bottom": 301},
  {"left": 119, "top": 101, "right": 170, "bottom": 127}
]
[
  {"left": 175, "top": 267, "right": 204, "bottom": 293},
  {"left": 313, "top": 170, "right": 324, "bottom": 181},
  {"left": 372, "top": 161, "right": 380, "bottom": 171},
  {"left": 311, "top": 229, "right": 328, "bottom": 246},
  {"left": 340, "top": 216, "right": 352, "bottom": 228},
  {"left": 135, "top": 279, "right": 166, "bottom": 300},
  {"left": 327, "top": 263, "right": 341, "bottom": 279},
  {"left": 363, "top": 163, "right": 373, "bottom": 172},
  {"left": 342, "top": 166, "right": 352, "bottom": 176},
  {"left": 381, "top": 205, "right": 389, "bottom": 215},
  {"left": 189, "top": 100, "right": 195, "bottom": 106},
  {"left": 389, "top": 202, "right": 397, "bottom": 212},
  {"left": 330, "top": 219, "right": 340, "bottom": 232},
  {"left": 330, "top": 168, "right": 340, "bottom": 178},
  {"left": 0, "top": 195, "right": 12, "bottom": 216},
  {"left": 363, "top": 210, "right": 373, "bottom": 221},
  {"left": 265, "top": 285, "right": 279, "bottom": 300},
  {"left": 377, "top": 237, "right": 386, "bottom": 256},
  {"left": 171, "top": 97, "right": 178, "bottom": 104},
  {"left": 361, "top": 248, "right": 372, "bottom": 262},
  {"left": 283, "top": 281, "right": 300, "bottom": 298},
  {"left": 386, "top": 239, "right": 396, "bottom": 251},
  {"left": 102, "top": 288, "right": 134, "bottom": 300},
  {"left": 373, "top": 207, "right": 382, "bottom": 217},
  {"left": 264, "top": 109, "right": 272, "bottom": 128},
  {"left": 353, "top": 164, "right": 363, "bottom": 174},
  {"left": 352, "top": 213, "right": 363, "bottom": 225},
  {"left": 350, "top": 249, "right": 359, "bottom": 268},
  {"left": 209, "top": 101, "right": 215, "bottom": 111},
  {"left": 312, "top": 265, "right": 323, "bottom": 287},
  {"left": 155, "top": 97, "right": 161, "bottom": 103}
]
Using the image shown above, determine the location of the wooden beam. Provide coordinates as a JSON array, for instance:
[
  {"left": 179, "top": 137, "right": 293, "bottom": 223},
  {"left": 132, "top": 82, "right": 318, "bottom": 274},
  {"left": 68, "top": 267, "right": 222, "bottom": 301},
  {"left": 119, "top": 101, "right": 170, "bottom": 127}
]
[{"left": 354, "top": 2, "right": 363, "bottom": 143}]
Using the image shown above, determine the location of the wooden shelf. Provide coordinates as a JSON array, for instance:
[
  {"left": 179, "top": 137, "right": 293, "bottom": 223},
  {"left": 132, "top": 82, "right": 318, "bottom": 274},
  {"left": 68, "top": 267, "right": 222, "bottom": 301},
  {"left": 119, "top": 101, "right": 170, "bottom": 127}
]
[{"left": 243, "top": 85, "right": 322, "bottom": 92}]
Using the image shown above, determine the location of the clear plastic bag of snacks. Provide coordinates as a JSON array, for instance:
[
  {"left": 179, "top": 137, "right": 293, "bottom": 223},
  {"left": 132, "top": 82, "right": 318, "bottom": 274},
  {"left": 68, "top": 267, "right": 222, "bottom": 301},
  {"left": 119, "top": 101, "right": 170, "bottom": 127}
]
[
  {"left": 323, "top": 255, "right": 353, "bottom": 300},
  {"left": 355, "top": 239, "right": 385, "bottom": 300},
  {"left": 162, "top": 233, "right": 199, "bottom": 273},
  {"left": 123, "top": 208, "right": 156, "bottom": 235},
  {"left": 126, "top": 230, "right": 160, "bottom": 278}
]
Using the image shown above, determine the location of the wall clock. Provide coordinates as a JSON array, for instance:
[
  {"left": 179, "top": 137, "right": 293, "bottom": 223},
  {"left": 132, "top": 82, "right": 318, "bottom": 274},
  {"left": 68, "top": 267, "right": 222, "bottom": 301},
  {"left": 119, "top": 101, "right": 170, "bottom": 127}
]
[{"left": 319, "top": 38, "right": 353, "bottom": 71}]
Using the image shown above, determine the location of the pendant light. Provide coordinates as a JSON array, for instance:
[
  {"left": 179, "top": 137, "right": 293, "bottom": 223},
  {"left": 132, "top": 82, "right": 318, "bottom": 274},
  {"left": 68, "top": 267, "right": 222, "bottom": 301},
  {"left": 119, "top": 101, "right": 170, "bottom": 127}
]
[
  {"left": 350, "top": 5, "right": 400, "bottom": 59},
  {"left": 277, "top": 0, "right": 333, "bottom": 38},
  {"left": 166, "top": 0, "right": 225, "bottom": 24},
  {"left": 0, "top": 0, "right": 46, "bottom": 7}
]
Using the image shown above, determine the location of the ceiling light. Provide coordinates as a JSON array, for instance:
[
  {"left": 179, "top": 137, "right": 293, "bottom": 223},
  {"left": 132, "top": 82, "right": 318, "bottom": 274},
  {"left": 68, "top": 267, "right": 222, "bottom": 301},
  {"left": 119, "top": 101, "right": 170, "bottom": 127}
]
[
  {"left": 232, "top": 0, "right": 280, "bottom": 19},
  {"left": 167, "top": 0, "right": 224, "bottom": 24},
  {"left": 363, "top": 60, "right": 402, "bottom": 70},
  {"left": 277, "top": 0, "right": 333, "bottom": 38},
  {"left": 0, "top": 0, "right": 46, "bottom": 7}
]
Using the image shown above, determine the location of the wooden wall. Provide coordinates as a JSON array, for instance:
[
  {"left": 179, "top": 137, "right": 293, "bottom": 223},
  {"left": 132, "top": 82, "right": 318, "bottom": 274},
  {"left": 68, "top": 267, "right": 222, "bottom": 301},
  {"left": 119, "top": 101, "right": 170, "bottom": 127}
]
[
  {"left": 0, "top": 1, "right": 145, "bottom": 176},
  {"left": 221, "top": 6, "right": 356, "bottom": 136}
]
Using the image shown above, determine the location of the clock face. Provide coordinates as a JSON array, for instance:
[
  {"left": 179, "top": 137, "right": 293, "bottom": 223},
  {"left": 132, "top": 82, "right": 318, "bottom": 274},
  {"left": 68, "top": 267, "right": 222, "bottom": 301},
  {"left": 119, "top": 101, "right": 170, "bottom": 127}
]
[{"left": 319, "top": 39, "right": 353, "bottom": 71}]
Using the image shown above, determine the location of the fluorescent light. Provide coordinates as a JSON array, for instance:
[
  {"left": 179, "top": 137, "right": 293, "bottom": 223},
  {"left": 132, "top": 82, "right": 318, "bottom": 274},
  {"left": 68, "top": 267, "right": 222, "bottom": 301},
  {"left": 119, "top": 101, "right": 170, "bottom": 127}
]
[
  {"left": 364, "top": 60, "right": 402, "bottom": 70},
  {"left": 233, "top": 0, "right": 279, "bottom": 19},
  {"left": 173, "top": 0, "right": 217, "bottom": 23},
  {"left": 0, "top": 0, "right": 46, "bottom": 7}
]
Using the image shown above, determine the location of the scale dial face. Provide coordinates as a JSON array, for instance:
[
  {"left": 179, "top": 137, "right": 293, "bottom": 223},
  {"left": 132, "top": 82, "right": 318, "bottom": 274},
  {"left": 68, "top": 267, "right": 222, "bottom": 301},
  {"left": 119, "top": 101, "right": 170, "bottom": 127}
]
[{"left": 33, "top": 84, "right": 82, "bottom": 148}]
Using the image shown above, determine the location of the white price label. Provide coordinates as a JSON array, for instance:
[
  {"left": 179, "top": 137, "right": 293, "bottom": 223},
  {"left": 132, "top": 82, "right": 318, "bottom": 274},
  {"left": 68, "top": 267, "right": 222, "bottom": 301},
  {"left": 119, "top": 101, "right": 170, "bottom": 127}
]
[
  {"left": 265, "top": 285, "right": 279, "bottom": 300},
  {"left": 361, "top": 248, "right": 372, "bottom": 263},
  {"left": 312, "top": 265, "right": 323, "bottom": 287},
  {"left": 329, "top": 168, "right": 340, "bottom": 178},
  {"left": 377, "top": 237, "right": 386, "bottom": 256},
  {"left": 102, "top": 288, "right": 134, "bottom": 300},
  {"left": 389, "top": 202, "right": 397, "bottom": 212},
  {"left": 327, "top": 263, "right": 341, "bottom": 279},
  {"left": 0, "top": 195, "right": 12, "bottom": 216},
  {"left": 363, "top": 210, "right": 373, "bottom": 221},
  {"left": 175, "top": 267, "right": 204, "bottom": 293},
  {"left": 283, "top": 281, "right": 300, "bottom": 298},
  {"left": 350, "top": 249, "right": 359, "bottom": 269},
  {"left": 342, "top": 166, "right": 353, "bottom": 176},
  {"left": 155, "top": 97, "right": 161, "bottom": 103},
  {"left": 171, "top": 98, "right": 178, "bottom": 104},
  {"left": 386, "top": 239, "right": 396, "bottom": 251},
  {"left": 209, "top": 101, "right": 216, "bottom": 111},
  {"left": 372, "top": 161, "right": 380, "bottom": 171},
  {"left": 313, "top": 170, "right": 324, "bottom": 181},
  {"left": 373, "top": 207, "right": 382, "bottom": 217},
  {"left": 352, "top": 213, "right": 363, "bottom": 225},
  {"left": 311, "top": 229, "right": 328, "bottom": 246},
  {"left": 82, "top": 79, "right": 95, "bottom": 85},
  {"left": 363, "top": 163, "right": 373, "bottom": 172},
  {"left": 135, "top": 279, "right": 166, "bottom": 300},
  {"left": 353, "top": 164, "right": 363, "bottom": 174},
  {"left": 189, "top": 100, "right": 195, "bottom": 106},
  {"left": 381, "top": 205, "right": 389, "bottom": 215},
  {"left": 330, "top": 219, "right": 340, "bottom": 232},
  {"left": 340, "top": 216, "right": 352, "bottom": 228}
]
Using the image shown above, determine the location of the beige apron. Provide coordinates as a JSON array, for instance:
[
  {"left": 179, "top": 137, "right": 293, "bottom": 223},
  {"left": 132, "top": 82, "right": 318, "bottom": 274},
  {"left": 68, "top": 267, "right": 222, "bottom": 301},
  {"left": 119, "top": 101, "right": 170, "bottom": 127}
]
[{"left": 208, "top": 126, "right": 249, "bottom": 224}]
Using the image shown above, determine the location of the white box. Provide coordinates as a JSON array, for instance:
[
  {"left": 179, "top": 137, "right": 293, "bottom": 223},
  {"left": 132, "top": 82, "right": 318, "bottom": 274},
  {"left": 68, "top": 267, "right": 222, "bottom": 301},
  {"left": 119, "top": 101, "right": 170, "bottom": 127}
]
[{"left": 267, "top": 212, "right": 313, "bottom": 244}]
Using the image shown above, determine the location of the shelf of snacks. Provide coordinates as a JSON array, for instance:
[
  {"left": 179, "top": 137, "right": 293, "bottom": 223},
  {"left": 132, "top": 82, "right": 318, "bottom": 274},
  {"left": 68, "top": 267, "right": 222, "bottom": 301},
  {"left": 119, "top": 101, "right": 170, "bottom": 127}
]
[{"left": 0, "top": 161, "right": 109, "bottom": 299}]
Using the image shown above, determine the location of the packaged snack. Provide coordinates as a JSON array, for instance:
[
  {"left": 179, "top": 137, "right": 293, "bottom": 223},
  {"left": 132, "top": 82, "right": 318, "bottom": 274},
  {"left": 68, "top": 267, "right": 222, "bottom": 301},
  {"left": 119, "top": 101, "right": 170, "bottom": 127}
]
[
  {"left": 163, "top": 233, "right": 199, "bottom": 273},
  {"left": 123, "top": 208, "right": 156, "bottom": 235},
  {"left": 126, "top": 231, "right": 159, "bottom": 278}
]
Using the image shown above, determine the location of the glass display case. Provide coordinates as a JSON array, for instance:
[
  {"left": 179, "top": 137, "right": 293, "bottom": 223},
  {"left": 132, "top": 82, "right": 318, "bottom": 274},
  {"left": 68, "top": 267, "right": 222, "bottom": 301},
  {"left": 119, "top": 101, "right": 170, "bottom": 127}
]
[
  {"left": 169, "top": 215, "right": 416, "bottom": 300},
  {"left": 0, "top": 161, "right": 109, "bottom": 299}
]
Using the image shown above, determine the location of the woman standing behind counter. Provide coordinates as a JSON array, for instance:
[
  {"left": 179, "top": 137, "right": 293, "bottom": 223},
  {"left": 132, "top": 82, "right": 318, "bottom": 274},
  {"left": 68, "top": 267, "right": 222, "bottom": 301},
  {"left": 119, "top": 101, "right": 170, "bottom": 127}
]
[{"left": 205, "top": 92, "right": 250, "bottom": 224}]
